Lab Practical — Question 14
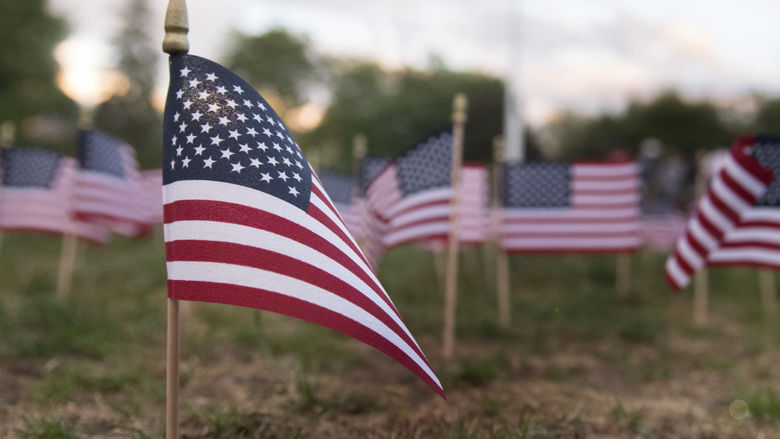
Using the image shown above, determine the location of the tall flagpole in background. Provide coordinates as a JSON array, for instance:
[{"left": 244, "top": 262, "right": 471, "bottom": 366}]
[
  {"left": 162, "top": 0, "right": 188, "bottom": 437},
  {"left": 504, "top": 0, "right": 523, "bottom": 163}
]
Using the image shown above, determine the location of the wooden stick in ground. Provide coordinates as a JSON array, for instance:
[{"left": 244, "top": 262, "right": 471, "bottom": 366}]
[
  {"left": 442, "top": 93, "right": 467, "bottom": 360},
  {"left": 492, "top": 136, "right": 510, "bottom": 327},
  {"left": 615, "top": 253, "right": 631, "bottom": 296},
  {"left": 162, "top": 0, "right": 188, "bottom": 437},
  {"left": 759, "top": 269, "right": 777, "bottom": 317}
]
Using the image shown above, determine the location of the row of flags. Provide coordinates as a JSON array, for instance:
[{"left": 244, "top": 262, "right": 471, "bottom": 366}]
[{"left": 0, "top": 130, "right": 163, "bottom": 244}]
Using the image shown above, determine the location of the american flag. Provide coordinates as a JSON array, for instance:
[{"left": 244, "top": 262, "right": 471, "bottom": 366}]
[
  {"left": 0, "top": 148, "right": 109, "bottom": 243},
  {"left": 366, "top": 128, "right": 454, "bottom": 249},
  {"left": 162, "top": 54, "right": 442, "bottom": 397},
  {"left": 501, "top": 161, "right": 641, "bottom": 252},
  {"left": 75, "top": 129, "right": 148, "bottom": 236},
  {"left": 317, "top": 170, "right": 364, "bottom": 239},
  {"left": 665, "top": 136, "right": 778, "bottom": 290},
  {"left": 641, "top": 212, "right": 688, "bottom": 251}
]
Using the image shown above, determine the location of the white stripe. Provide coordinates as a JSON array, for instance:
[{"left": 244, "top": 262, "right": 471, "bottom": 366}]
[
  {"left": 503, "top": 207, "right": 638, "bottom": 220},
  {"left": 687, "top": 217, "right": 718, "bottom": 252},
  {"left": 723, "top": 155, "right": 766, "bottom": 198},
  {"left": 711, "top": 174, "right": 750, "bottom": 213},
  {"left": 676, "top": 237, "right": 703, "bottom": 270},
  {"left": 164, "top": 219, "right": 420, "bottom": 356},
  {"left": 665, "top": 257, "right": 689, "bottom": 289},
  {"left": 722, "top": 226, "right": 780, "bottom": 245},
  {"left": 572, "top": 163, "right": 638, "bottom": 177},
  {"left": 384, "top": 222, "right": 451, "bottom": 247},
  {"left": 504, "top": 222, "right": 639, "bottom": 233},
  {"left": 739, "top": 207, "right": 780, "bottom": 223},
  {"left": 386, "top": 187, "right": 451, "bottom": 219},
  {"left": 698, "top": 196, "right": 733, "bottom": 233},
  {"left": 709, "top": 247, "right": 780, "bottom": 266},
  {"left": 167, "top": 260, "right": 440, "bottom": 388},
  {"left": 391, "top": 204, "right": 451, "bottom": 228},
  {"left": 572, "top": 193, "right": 639, "bottom": 205},
  {"left": 571, "top": 180, "right": 639, "bottom": 191}
]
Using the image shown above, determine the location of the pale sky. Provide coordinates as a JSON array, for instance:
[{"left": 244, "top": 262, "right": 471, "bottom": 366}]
[{"left": 47, "top": 0, "right": 780, "bottom": 126}]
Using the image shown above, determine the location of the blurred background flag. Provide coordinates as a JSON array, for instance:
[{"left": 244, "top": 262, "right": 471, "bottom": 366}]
[
  {"left": 75, "top": 129, "right": 149, "bottom": 236},
  {"left": 501, "top": 161, "right": 641, "bottom": 252},
  {"left": 665, "top": 136, "right": 779, "bottom": 290},
  {"left": 0, "top": 147, "right": 109, "bottom": 243},
  {"left": 162, "top": 53, "right": 443, "bottom": 397},
  {"left": 366, "top": 128, "right": 455, "bottom": 249},
  {"left": 641, "top": 212, "right": 688, "bottom": 251},
  {"left": 317, "top": 169, "right": 364, "bottom": 241}
]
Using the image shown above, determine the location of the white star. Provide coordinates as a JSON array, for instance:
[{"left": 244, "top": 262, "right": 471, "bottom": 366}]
[
  {"left": 246, "top": 127, "right": 258, "bottom": 137},
  {"left": 231, "top": 161, "right": 245, "bottom": 173},
  {"left": 173, "top": 112, "right": 181, "bottom": 122},
  {"left": 207, "top": 103, "right": 219, "bottom": 113},
  {"left": 176, "top": 146, "right": 184, "bottom": 156},
  {"left": 292, "top": 172, "right": 302, "bottom": 182},
  {"left": 170, "top": 159, "right": 176, "bottom": 169},
  {"left": 257, "top": 142, "right": 268, "bottom": 152},
  {"left": 220, "top": 148, "right": 234, "bottom": 160},
  {"left": 210, "top": 135, "right": 224, "bottom": 146},
  {"left": 186, "top": 134, "right": 197, "bottom": 144},
  {"left": 225, "top": 99, "right": 238, "bottom": 109},
  {"left": 243, "top": 100, "right": 253, "bottom": 108},
  {"left": 233, "top": 85, "right": 244, "bottom": 94},
  {"left": 216, "top": 85, "right": 227, "bottom": 94},
  {"left": 294, "top": 160, "right": 303, "bottom": 169},
  {"left": 198, "top": 90, "right": 209, "bottom": 99},
  {"left": 179, "top": 67, "right": 191, "bottom": 77},
  {"left": 274, "top": 130, "right": 284, "bottom": 139},
  {"left": 183, "top": 100, "right": 193, "bottom": 110},
  {"left": 200, "top": 122, "right": 213, "bottom": 133},
  {"left": 278, "top": 171, "right": 289, "bottom": 182},
  {"left": 267, "top": 156, "right": 279, "bottom": 166},
  {"left": 288, "top": 186, "right": 300, "bottom": 197},
  {"left": 239, "top": 143, "right": 251, "bottom": 154},
  {"left": 203, "top": 156, "right": 216, "bottom": 169},
  {"left": 253, "top": 113, "right": 263, "bottom": 123},
  {"left": 181, "top": 156, "right": 191, "bottom": 168},
  {"left": 259, "top": 172, "right": 272, "bottom": 183},
  {"left": 170, "top": 135, "right": 176, "bottom": 145},
  {"left": 282, "top": 157, "right": 292, "bottom": 166},
  {"left": 285, "top": 146, "right": 293, "bottom": 154},
  {"left": 178, "top": 122, "right": 187, "bottom": 133},
  {"left": 262, "top": 128, "right": 272, "bottom": 137},
  {"left": 236, "top": 113, "right": 248, "bottom": 123},
  {"left": 250, "top": 157, "right": 262, "bottom": 168},
  {"left": 286, "top": 135, "right": 293, "bottom": 143},
  {"left": 257, "top": 102, "right": 267, "bottom": 111},
  {"left": 228, "top": 129, "right": 240, "bottom": 140},
  {"left": 205, "top": 72, "right": 218, "bottom": 81},
  {"left": 218, "top": 116, "right": 230, "bottom": 126},
  {"left": 194, "top": 144, "right": 206, "bottom": 156},
  {"left": 191, "top": 110, "right": 203, "bottom": 121},
  {"left": 272, "top": 143, "right": 282, "bottom": 151},
  {"left": 266, "top": 116, "right": 275, "bottom": 125},
  {"left": 189, "top": 78, "right": 202, "bottom": 87},
  {"left": 176, "top": 89, "right": 184, "bottom": 99}
]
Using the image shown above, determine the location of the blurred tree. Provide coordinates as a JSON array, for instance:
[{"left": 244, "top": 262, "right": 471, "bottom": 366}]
[
  {"left": 94, "top": 0, "right": 162, "bottom": 168},
  {"left": 303, "top": 59, "right": 504, "bottom": 170},
  {"left": 752, "top": 97, "right": 780, "bottom": 134},
  {"left": 0, "top": 0, "right": 77, "bottom": 146}
]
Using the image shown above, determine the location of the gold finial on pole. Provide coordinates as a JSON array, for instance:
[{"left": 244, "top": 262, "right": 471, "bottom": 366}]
[
  {"left": 163, "top": 0, "right": 189, "bottom": 54},
  {"left": 0, "top": 121, "right": 15, "bottom": 148}
]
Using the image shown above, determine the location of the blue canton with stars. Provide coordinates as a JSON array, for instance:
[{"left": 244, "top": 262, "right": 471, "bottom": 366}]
[
  {"left": 2, "top": 148, "right": 62, "bottom": 188},
  {"left": 752, "top": 135, "right": 780, "bottom": 207},
  {"left": 504, "top": 162, "right": 570, "bottom": 208},
  {"left": 163, "top": 54, "right": 311, "bottom": 211},
  {"left": 79, "top": 130, "right": 126, "bottom": 178},
  {"left": 396, "top": 127, "right": 453, "bottom": 197},
  {"left": 318, "top": 170, "right": 355, "bottom": 205}
]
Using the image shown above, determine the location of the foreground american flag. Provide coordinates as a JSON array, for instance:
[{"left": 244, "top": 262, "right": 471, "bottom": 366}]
[
  {"left": 75, "top": 129, "right": 148, "bottom": 236},
  {"left": 501, "top": 161, "right": 641, "bottom": 252},
  {"left": 0, "top": 148, "right": 109, "bottom": 243},
  {"left": 366, "top": 128, "right": 454, "bottom": 249},
  {"left": 162, "top": 53, "right": 442, "bottom": 396},
  {"left": 665, "top": 136, "right": 778, "bottom": 290}
]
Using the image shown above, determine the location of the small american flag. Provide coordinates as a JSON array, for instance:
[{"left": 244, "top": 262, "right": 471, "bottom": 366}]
[
  {"left": 0, "top": 148, "right": 109, "bottom": 243},
  {"left": 501, "top": 161, "right": 641, "bottom": 252},
  {"left": 665, "top": 136, "right": 779, "bottom": 290},
  {"left": 163, "top": 53, "right": 442, "bottom": 397},
  {"left": 75, "top": 129, "right": 148, "bottom": 236},
  {"left": 366, "top": 128, "right": 454, "bottom": 249},
  {"left": 641, "top": 212, "right": 688, "bottom": 251}
]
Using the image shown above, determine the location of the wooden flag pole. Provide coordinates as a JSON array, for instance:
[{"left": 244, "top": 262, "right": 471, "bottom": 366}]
[
  {"left": 0, "top": 121, "right": 15, "bottom": 255},
  {"left": 492, "top": 136, "right": 511, "bottom": 327},
  {"left": 163, "top": 1, "right": 188, "bottom": 437},
  {"left": 693, "top": 150, "right": 709, "bottom": 325},
  {"left": 759, "top": 269, "right": 777, "bottom": 318},
  {"left": 616, "top": 253, "right": 631, "bottom": 297},
  {"left": 442, "top": 93, "right": 467, "bottom": 360},
  {"left": 352, "top": 133, "right": 369, "bottom": 255}
]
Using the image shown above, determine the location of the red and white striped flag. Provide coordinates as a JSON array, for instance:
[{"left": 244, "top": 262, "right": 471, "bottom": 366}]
[
  {"left": 665, "top": 136, "right": 777, "bottom": 290},
  {"left": 501, "top": 160, "right": 641, "bottom": 252},
  {"left": 163, "top": 53, "right": 443, "bottom": 397},
  {"left": 641, "top": 212, "right": 688, "bottom": 251}
]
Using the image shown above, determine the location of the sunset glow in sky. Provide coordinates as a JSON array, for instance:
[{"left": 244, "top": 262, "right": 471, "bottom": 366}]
[{"left": 48, "top": 0, "right": 780, "bottom": 125}]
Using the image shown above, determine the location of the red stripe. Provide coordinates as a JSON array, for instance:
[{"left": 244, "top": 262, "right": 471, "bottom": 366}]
[
  {"left": 570, "top": 202, "right": 639, "bottom": 210},
  {"left": 719, "top": 240, "right": 780, "bottom": 250},
  {"left": 696, "top": 210, "right": 724, "bottom": 241},
  {"left": 664, "top": 269, "right": 682, "bottom": 292},
  {"left": 707, "top": 189, "right": 740, "bottom": 224},
  {"left": 674, "top": 251, "right": 694, "bottom": 276},
  {"left": 731, "top": 137, "right": 774, "bottom": 185},
  {"left": 707, "top": 260, "right": 780, "bottom": 270},
  {"left": 571, "top": 188, "right": 638, "bottom": 196},
  {"left": 720, "top": 171, "right": 756, "bottom": 205},
  {"left": 164, "top": 199, "right": 397, "bottom": 319},
  {"left": 169, "top": 280, "right": 445, "bottom": 399},
  {"left": 166, "top": 240, "right": 429, "bottom": 368},
  {"left": 684, "top": 230, "right": 708, "bottom": 257},
  {"left": 391, "top": 197, "right": 451, "bottom": 219},
  {"left": 736, "top": 220, "right": 780, "bottom": 228}
]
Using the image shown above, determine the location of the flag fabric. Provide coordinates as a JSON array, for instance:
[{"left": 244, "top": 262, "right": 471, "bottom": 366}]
[
  {"left": 641, "top": 212, "right": 688, "bottom": 251},
  {"left": 501, "top": 160, "right": 641, "bottom": 252},
  {"left": 75, "top": 129, "right": 148, "bottom": 236},
  {"left": 162, "top": 53, "right": 442, "bottom": 397},
  {"left": 0, "top": 148, "right": 109, "bottom": 243},
  {"left": 317, "top": 170, "right": 364, "bottom": 239},
  {"left": 665, "top": 136, "right": 778, "bottom": 290},
  {"left": 140, "top": 169, "right": 164, "bottom": 225},
  {"left": 366, "top": 128, "right": 455, "bottom": 249}
]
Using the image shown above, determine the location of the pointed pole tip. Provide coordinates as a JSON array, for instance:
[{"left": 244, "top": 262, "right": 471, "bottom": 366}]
[{"left": 163, "top": 0, "right": 189, "bottom": 55}]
